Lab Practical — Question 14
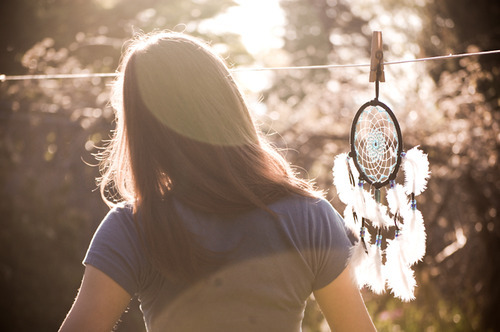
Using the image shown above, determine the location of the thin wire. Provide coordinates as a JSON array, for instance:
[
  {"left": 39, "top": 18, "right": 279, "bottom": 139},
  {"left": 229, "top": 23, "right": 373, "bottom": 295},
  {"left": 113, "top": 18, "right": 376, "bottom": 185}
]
[
  {"left": 383, "top": 49, "right": 500, "bottom": 65},
  {"left": 0, "top": 72, "right": 118, "bottom": 81},
  {"left": 231, "top": 62, "right": 370, "bottom": 72},
  {"left": 1, "top": 49, "right": 499, "bottom": 81}
]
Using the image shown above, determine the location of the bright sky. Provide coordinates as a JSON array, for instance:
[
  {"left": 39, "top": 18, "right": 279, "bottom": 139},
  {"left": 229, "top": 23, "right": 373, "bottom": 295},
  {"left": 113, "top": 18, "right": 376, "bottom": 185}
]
[
  {"left": 94, "top": 0, "right": 286, "bottom": 56},
  {"left": 200, "top": 0, "right": 286, "bottom": 55},
  {"left": 196, "top": 0, "right": 287, "bottom": 95}
]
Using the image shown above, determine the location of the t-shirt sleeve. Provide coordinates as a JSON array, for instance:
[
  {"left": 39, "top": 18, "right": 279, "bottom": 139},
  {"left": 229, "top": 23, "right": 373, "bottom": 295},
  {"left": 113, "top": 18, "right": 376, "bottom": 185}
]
[
  {"left": 83, "top": 205, "right": 144, "bottom": 296},
  {"left": 309, "top": 198, "right": 353, "bottom": 290}
]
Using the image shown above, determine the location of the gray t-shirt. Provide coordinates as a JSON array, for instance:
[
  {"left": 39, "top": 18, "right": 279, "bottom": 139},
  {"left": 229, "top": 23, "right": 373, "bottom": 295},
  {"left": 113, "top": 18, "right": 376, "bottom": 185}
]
[{"left": 84, "top": 195, "right": 352, "bottom": 331}]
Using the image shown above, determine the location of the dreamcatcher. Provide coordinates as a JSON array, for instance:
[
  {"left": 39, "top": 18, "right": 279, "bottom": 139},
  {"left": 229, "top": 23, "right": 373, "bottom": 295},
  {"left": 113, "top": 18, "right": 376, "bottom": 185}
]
[{"left": 332, "top": 32, "right": 430, "bottom": 301}]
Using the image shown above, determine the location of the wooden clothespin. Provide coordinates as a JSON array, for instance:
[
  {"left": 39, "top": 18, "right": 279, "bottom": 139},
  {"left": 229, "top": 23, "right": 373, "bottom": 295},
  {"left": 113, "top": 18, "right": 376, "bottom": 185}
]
[{"left": 369, "top": 31, "right": 385, "bottom": 83}]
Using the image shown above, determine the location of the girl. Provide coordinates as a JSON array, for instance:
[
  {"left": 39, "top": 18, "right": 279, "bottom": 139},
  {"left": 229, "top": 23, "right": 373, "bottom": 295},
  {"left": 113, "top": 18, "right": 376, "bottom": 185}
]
[{"left": 59, "top": 32, "right": 375, "bottom": 332}]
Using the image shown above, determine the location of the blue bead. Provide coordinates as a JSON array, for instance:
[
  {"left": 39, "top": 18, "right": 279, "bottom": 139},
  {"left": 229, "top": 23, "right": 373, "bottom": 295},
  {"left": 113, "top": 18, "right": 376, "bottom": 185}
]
[{"left": 360, "top": 227, "right": 366, "bottom": 238}]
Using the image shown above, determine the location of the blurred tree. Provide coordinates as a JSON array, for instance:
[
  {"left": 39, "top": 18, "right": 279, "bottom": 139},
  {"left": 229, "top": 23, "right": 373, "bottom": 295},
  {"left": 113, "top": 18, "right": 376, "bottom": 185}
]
[
  {"left": 0, "top": 0, "right": 249, "bottom": 74},
  {"left": 418, "top": 0, "right": 500, "bottom": 330},
  {"left": 261, "top": 0, "right": 500, "bottom": 331}
]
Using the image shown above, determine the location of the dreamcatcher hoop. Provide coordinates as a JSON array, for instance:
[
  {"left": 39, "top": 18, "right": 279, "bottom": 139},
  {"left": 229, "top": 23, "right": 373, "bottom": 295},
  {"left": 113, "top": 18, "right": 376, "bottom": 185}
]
[{"left": 349, "top": 99, "right": 403, "bottom": 189}]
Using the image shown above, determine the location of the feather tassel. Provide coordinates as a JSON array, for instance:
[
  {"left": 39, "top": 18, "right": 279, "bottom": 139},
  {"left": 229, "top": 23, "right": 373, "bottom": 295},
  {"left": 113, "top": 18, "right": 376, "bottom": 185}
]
[
  {"left": 353, "top": 185, "right": 368, "bottom": 220},
  {"left": 343, "top": 205, "right": 359, "bottom": 238},
  {"left": 385, "top": 236, "right": 416, "bottom": 301},
  {"left": 403, "top": 146, "right": 430, "bottom": 196},
  {"left": 363, "top": 190, "right": 392, "bottom": 229},
  {"left": 365, "top": 245, "right": 386, "bottom": 294},
  {"left": 333, "top": 146, "right": 429, "bottom": 301},
  {"left": 400, "top": 208, "right": 427, "bottom": 265},
  {"left": 350, "top": 178, "right": 392, "bottom": 228},
  {"left": 333, "top": 153, "right": 355, "bottom": 204},
  {"left": 349, "top": 232, "right": 372, "bottom": 288},
  {"left": 386, "top": 183, "right": 409, "bottom": 216}
]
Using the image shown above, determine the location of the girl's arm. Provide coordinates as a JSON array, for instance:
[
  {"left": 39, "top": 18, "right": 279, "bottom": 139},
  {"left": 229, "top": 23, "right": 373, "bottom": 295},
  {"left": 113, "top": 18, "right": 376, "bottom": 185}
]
[
  {"left": 314, "top": 264, "right": 377, "bottom": 332},
  {"left": 59, "top": 265, "right": 132, "bottom": 332}
]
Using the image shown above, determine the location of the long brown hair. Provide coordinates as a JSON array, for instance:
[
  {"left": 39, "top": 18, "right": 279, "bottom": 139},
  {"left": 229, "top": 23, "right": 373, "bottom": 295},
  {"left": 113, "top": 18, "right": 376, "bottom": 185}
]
[{"left": 98, "top": 32, "right": 320, "bottom": 282}]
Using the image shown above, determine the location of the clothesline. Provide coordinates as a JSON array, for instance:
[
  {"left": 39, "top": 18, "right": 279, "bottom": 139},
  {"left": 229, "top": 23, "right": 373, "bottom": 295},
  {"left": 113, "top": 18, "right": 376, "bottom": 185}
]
[{"left": 1, "top": 49, "right": 499, "bottom": 81}]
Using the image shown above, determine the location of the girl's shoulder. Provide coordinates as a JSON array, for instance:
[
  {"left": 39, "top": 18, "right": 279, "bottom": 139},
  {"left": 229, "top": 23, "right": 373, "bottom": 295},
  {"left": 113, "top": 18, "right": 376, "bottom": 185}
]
[{"left": 270, "top": 194, "right": 335, "bottom": 217}]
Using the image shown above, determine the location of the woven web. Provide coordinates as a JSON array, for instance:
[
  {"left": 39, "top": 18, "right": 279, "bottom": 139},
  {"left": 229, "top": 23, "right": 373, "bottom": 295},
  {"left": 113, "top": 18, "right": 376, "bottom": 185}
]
[{"left": 354, "top": 105, "right": 399, "bottom": 184}]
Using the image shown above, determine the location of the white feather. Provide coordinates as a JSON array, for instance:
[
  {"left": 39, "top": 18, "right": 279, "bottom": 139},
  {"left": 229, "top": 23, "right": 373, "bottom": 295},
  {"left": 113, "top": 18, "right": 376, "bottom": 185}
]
[
  {"left": 363, "top": 190, "right": 392, "bottom": 228},
  {"left": 349, "top": 232, "right": 372, "bottom": 289},
  {"left": 365, "top": 246, "right": 386, "bottom": 294},
  {"left": 353, "top": 185, "right": 368, "bottom": 219},
  {"left": 333, "top": 153, "right": 355, "bottom": 204},
  {"left": 400, "top": 209, "right": 427, "bottom": 265},
  {"left": 386, "top": 184, "right": 409, "bottom": 216},
  {"left": 403, "top": 146, "right": 430, "bottom": 196},
  {"left": 373, "top": 201, "right": 393, "bottom": 229},
  {"left": 343, "top": 205, "right": 359, "bottom": 238},
  {"left": 348, "top": 156, "right": 360, "bottom": 180},
  {"left": 385, "top": 236, "right": 416, "bottom": 301}
]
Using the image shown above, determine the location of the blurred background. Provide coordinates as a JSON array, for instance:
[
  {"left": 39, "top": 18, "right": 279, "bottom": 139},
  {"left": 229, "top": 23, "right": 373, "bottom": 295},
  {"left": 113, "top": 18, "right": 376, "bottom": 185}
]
[{"left": 0, "top": 0, "right": 499, "bottom": 331}]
